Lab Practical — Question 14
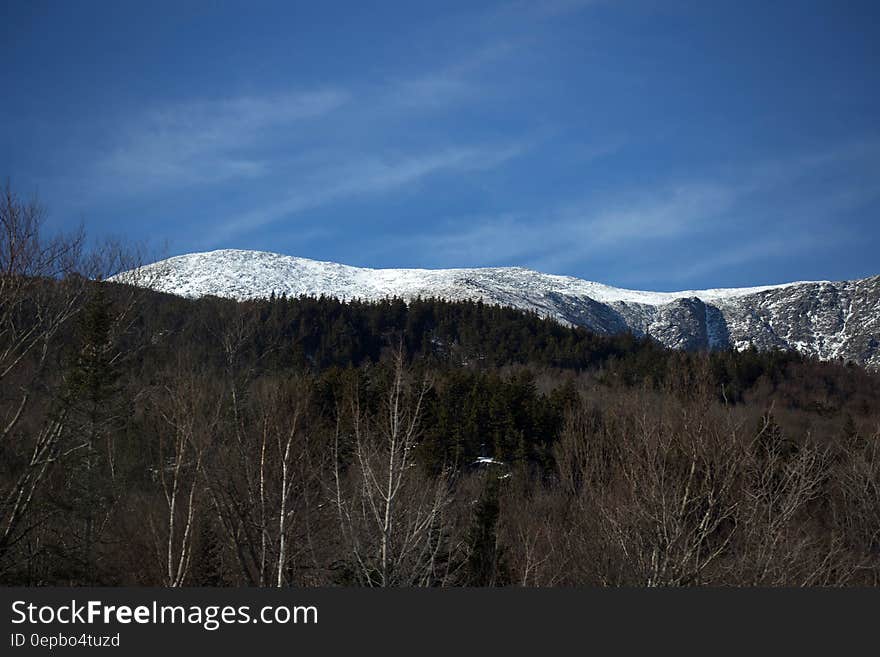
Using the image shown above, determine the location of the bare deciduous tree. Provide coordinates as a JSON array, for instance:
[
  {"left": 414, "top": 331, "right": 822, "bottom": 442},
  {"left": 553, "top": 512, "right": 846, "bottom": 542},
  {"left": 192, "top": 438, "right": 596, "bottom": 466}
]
[
  {"left": 334, "top": 350, "right": 452, "bottom": 586},
  {"left": 149, "top": 370, "right": 219, "bottom": 586},
  {"left": 733, "top": 413, "right": 847, "bottom": 585},
  {"left": 0, "top": 183, "right": 85, "bottom": 572}
]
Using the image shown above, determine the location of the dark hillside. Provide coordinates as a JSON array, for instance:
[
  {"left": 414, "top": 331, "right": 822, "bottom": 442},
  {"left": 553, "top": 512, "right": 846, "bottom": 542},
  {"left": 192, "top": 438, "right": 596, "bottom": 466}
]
[{"left": 2, "top": 277, "right": 879, "bottom": 586}]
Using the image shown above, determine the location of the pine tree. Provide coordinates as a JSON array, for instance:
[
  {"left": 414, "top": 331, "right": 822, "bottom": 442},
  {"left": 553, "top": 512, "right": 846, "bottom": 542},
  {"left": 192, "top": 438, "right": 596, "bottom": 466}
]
[
  {"left": 464, "top": 477, "right": 507, "bottom": 586},
  {"left": 62, "top": 283, "right": 120, "bottom": 583}
]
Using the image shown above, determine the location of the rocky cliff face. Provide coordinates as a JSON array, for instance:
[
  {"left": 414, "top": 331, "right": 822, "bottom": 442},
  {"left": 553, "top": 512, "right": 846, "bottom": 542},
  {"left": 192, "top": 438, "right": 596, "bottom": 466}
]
[{"left": 117, "top": 250, "right": 880, "bottom": 368}]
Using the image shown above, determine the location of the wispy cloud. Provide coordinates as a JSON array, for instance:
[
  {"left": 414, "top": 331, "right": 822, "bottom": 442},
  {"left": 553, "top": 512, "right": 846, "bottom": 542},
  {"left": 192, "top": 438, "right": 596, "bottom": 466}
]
[
  {"left": 94, "top": 89, "right": 349, "bottom": 193},
  {"left": 383, "top": 73, "right": 476, "bottom": 110},
  {"left": 88, "top": 32, "right": 530, "bottom": 200},
  {"left": 211, "top": 142, "right": 529, "bottom": 244},
  {"left": 568, "top": 183, "right": 734, "bottom": 246},
  {"left": 370, "top": 181, "right": 734, "bottom": 270},
  {"left": 80, "top": 38, "right": 537, "bottom": 245},
  {"left": 79, "top": 35, "right": 524, "bottom": 216},
  {"left": 494, "top": 0, "right": 602, "bottom": 21},
  {"left": 665, "top": 233, "right": 834, "bottom": 283},
  {"left": 357, "top": 138, "right": 880, "bottom": 285}
]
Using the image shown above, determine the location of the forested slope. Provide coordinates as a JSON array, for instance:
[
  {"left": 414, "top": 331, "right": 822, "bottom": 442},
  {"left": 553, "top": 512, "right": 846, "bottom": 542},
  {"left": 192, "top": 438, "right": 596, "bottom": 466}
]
[{"left": 3, "top": 272, "right": 879, "bottom": 586}]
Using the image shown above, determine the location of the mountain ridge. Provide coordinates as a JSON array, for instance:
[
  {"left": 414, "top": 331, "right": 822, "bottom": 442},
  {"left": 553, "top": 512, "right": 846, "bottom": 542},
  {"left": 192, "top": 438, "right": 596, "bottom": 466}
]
[{"left": 116, "top": 249, "right": 880, "bottom": 368}]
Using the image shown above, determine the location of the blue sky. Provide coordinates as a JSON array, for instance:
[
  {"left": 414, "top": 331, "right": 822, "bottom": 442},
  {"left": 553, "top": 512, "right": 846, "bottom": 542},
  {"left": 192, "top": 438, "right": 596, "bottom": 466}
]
[{"left": 2, "top": 0, "right": 879, "bottom": 290}]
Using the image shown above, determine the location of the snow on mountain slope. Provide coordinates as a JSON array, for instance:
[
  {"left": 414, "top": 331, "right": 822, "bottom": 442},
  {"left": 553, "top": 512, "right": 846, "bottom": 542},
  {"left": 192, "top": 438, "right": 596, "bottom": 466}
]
[
  {"left": 115, "top": 249, "right": 880, "bottom": 368},
  {"left": 118, "top": 249, "right": 808, "bottom": 304}
]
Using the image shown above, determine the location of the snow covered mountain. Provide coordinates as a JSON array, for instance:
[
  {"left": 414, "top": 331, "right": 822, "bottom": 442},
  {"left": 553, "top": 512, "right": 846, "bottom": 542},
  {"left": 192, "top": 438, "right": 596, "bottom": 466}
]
[{"left": 117, "top": 249, "right": 880, "bottom": 368}]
